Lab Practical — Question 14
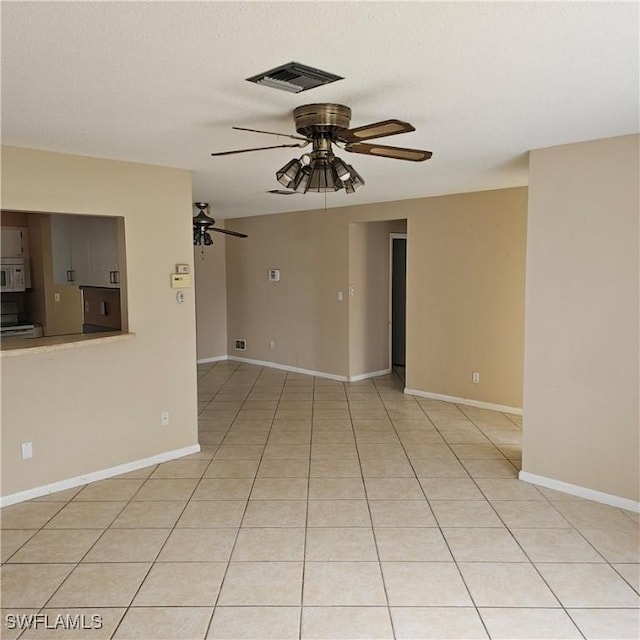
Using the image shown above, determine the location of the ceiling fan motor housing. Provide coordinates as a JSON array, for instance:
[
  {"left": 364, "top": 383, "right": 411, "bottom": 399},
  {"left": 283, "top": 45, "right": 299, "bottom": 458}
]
[{"left": 293, "top": 103, "right": 351, "bottom": 137}]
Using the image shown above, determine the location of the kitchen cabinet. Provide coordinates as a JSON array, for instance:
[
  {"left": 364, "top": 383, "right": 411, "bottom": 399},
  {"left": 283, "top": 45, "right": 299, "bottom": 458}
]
[
  {"left": 82, "top": 286, "right": 121, "bottom": 331},
  {"left": 1, "top": 227, "right": 29, "bottom": 257},
  {"left": 50, "top": 215, "right": 120, "bottom": 287},
  {"left": 89, "top": 216, "right": 120, "bottom": 287},
  {"left": 50, "top": 215, "right": 72, "bottom": 284},
  {"left": 46, "top": 284, "right": 83, "bottom": 337}
]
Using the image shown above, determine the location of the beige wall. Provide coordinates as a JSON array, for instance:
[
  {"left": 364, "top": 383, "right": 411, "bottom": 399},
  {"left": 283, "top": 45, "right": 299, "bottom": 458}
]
[
  {"left": 523, "top": 134, "right": 639, "bottom": 502},
  {"left": 1, "top": 146, "right": 198, "bottom": 497},
  {"left": 225, "top": 212, "right": 351, "bottom": 375},
  {"left": 224, "top": 187, "right": 527, "bottom": 403},
  {"left": 349, "top": 219, "right": 407, "bottom": 378},
  {"left": 194, "top": 225, "right": 227, "bottom": 361},
  {"left": 406, "top": 189, "right": 528, "bottom": 408}
]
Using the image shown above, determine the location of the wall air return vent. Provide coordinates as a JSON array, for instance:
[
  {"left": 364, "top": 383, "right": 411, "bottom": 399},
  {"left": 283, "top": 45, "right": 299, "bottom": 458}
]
[{"left": 246, "top": 62, "right": 343, "bottom": 94}]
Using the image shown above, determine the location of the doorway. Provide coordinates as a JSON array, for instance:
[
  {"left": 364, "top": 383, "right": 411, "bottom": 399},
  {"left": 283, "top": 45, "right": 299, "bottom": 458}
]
[{"left": 390, "top": 233, "right": 407, "bottom": 378}]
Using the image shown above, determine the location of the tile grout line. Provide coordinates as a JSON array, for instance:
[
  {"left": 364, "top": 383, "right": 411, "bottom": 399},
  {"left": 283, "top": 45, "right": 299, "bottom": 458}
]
[
  {"left": 414, "top": 390, "right": 575, "bottom": 630},
  {"left": 138, "top": 360, "right": 246, "bottom": 637},
  {"left": 347, "top": 376, "right": 398, "bottom": 640},
  {"left": 297, "top": 374, "right": 316, "bottom": 640},
  {"left": 3, "top": 362, "right": 637, "bottom": 639},
  {"left": 422, "top": 397, "right": 590, "bottom": 638},
  {"left": 22, "top": 461, "right": 167, "bottom": 637},
  {"left": 202, "top": 362, "right": 279, "bottom": 638},
  {"left": 455, "top": 400, "right": 634, "bottom": 628},
  {"left": 109, "top": 359, "right": 237, "bottom": 639},
  {"left": 373, "top": 372, "right": 493, "bottom": 639},
  {"left": 4, "top": 401, "right": 231, "bottom": 640},
  {"left": 107, "top": 360, "right": 243, "bottom": 638},
  {"left": 424, "top": 400, "right": 560, "bottom": 631}
]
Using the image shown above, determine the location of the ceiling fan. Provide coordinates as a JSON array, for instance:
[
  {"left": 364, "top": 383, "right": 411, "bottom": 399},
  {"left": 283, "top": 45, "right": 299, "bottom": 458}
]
[
  {"left": 192, "top": 202, "right": 248, "bottom": 246},
  {"left": 211, "top": 103, "right": 432, "bottom": 194}
]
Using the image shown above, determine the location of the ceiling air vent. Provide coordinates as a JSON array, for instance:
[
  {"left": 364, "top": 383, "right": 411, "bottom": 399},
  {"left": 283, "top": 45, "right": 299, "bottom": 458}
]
[{"left": 246, "top": 62, "right": 343, "bottom": 94}]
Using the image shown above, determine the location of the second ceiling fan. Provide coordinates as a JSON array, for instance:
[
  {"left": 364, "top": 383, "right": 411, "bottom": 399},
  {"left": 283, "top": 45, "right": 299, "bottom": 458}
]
[{"left": 211, "top": 103, "right": 432, "bottom": 194}]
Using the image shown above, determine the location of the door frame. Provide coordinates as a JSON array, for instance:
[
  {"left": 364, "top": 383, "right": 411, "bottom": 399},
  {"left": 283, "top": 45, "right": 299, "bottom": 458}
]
[{"left": 389, "top": 233, "right": 407, "bottom": 371}]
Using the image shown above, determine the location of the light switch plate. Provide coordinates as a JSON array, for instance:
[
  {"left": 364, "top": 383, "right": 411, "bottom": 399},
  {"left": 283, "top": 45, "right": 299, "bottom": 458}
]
[{"left": 21, "top": 442, "right": 33, "bottom": 460}]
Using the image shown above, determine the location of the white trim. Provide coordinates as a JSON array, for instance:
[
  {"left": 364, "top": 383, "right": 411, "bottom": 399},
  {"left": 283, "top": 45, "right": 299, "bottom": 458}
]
[
  {"left": 0, "top": 444, "right": 201, "bottom": 508},
  {"left": 197, "top": 355, "right": 228, "bottom": 364},
  {"left": 349, "top": 368, "right": 392, "bottom": 382},
  {"left": 204, "top": 355, "right": 389, "bottom": 383},
  {"left": 228, "top": 355, "right": 348, "bottom": 382},
  {"left": 404, "top": 387, "right": 523, "bottom": 415},
  {"left": 519, "top": 470, "right": 640, "bottom": 514}
]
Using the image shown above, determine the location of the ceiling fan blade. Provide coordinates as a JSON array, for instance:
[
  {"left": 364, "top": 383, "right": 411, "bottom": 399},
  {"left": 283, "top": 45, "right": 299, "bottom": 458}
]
[
  {"left": 345, "top": 142, "right": 432, "bottom": 162},
  {"left": 232, "top": 126, "right": 309, "bottom": 141},
  {"left": 267, "top": 189, "right": 300, "bottom": 195},
  {"left": 337, "top": 119, "right": 416, "bottom": 143},
  {"left": 211, "top": 142, "right": 309, "bottom": 157},
  {"left": 210, "top": 226, "right": 248, "bottom": 238}
]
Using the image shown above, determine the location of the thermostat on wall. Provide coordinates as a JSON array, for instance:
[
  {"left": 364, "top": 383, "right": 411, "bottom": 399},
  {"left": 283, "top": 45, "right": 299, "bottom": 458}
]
[
  {"left": 268, "top": 269, "right": 280, "bottom": 282},
  {"left": 171, "top": 273, "right": 191, "bottom": 288}
]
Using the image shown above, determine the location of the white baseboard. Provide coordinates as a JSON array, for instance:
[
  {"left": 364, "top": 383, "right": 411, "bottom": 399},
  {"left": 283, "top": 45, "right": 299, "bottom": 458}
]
[
  {"left": 404, "top": 387, "right": 523, "bottom": 416},
  {"left": 227, "top": 355, "right": 348, "bottom": 382},
  {"left": 349, "top": 368, "right": 392, "bottom": 382},
  {"left": 519, "top": 471, "right": 640, "bottom": 513},
  {"left": 0, "top": 444, "right": 201, "bottom": 508},
  {"left": 207, "top": 355, "right": 390, "bottom": 384},
  {"left": 197, "top": 355, "right": 228, "bottom": 364}
]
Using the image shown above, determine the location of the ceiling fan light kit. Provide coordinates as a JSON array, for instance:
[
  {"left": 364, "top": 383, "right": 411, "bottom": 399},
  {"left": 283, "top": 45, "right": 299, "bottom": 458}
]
[
  {"left": 342, "top": 165, "right": 365, "bottom": 194},
  {"left": 211, "top": 102, "right": 432, "bottom": 195},
  {"left": 307, "top": 159, "right": 341, "bottom": 193},
  {"left": 276, "top": 151, "right": 365, "bottom": 194},
  {"left": 293, "top": 165, "right": 312, "bottom": 193},
  {"left": 331, "top": 157, "right": 351, "bottom": 181},
  {"left": 276, "top": 158, "right": 302, "bottom": 187}
]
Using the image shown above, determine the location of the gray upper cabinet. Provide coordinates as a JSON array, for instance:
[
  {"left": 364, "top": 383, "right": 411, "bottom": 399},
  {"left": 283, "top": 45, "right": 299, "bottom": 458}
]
[
  {"left": 50, "top": 215, "right": 120, "bottom": 287},
  {"left": 89, "top": 215, "right": 120, "bottom": 287}
]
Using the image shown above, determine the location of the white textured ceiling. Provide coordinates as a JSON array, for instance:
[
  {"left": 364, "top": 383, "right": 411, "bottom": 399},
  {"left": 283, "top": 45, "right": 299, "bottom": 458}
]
[{"left": 2, "top": 1, "right": 638, "bottom": 219}]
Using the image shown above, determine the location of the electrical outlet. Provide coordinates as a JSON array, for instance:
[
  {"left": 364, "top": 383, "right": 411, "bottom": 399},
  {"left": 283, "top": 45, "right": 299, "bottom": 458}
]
[
  {"left": 269, "top": 340, "right": 275, "bottom": 349},
  {"left": 234, "top": 339, "right": 246, "bottom": 351},
  {"left": 472, "top": 372, "right": 480, "bottom": 384},
  {"left": 21, "top": 442, "right": 33, "bottom": 460},
  {"left": 54, "top": 292, "right": 61, "bottom": 302},
  {"left": 160, "top": 411, "right": 170, "bottom": 426}
]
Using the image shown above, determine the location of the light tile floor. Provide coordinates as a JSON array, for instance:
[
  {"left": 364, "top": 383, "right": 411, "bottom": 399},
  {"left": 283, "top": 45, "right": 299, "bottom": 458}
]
[{"left": 1, "top": 361, "right": 639, "bottom": 639}]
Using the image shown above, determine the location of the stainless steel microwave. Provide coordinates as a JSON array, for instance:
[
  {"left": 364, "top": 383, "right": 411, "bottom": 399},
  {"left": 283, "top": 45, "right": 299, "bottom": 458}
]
[{"left": 0, "top": 258, "right": 27, "bottom": 292}]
